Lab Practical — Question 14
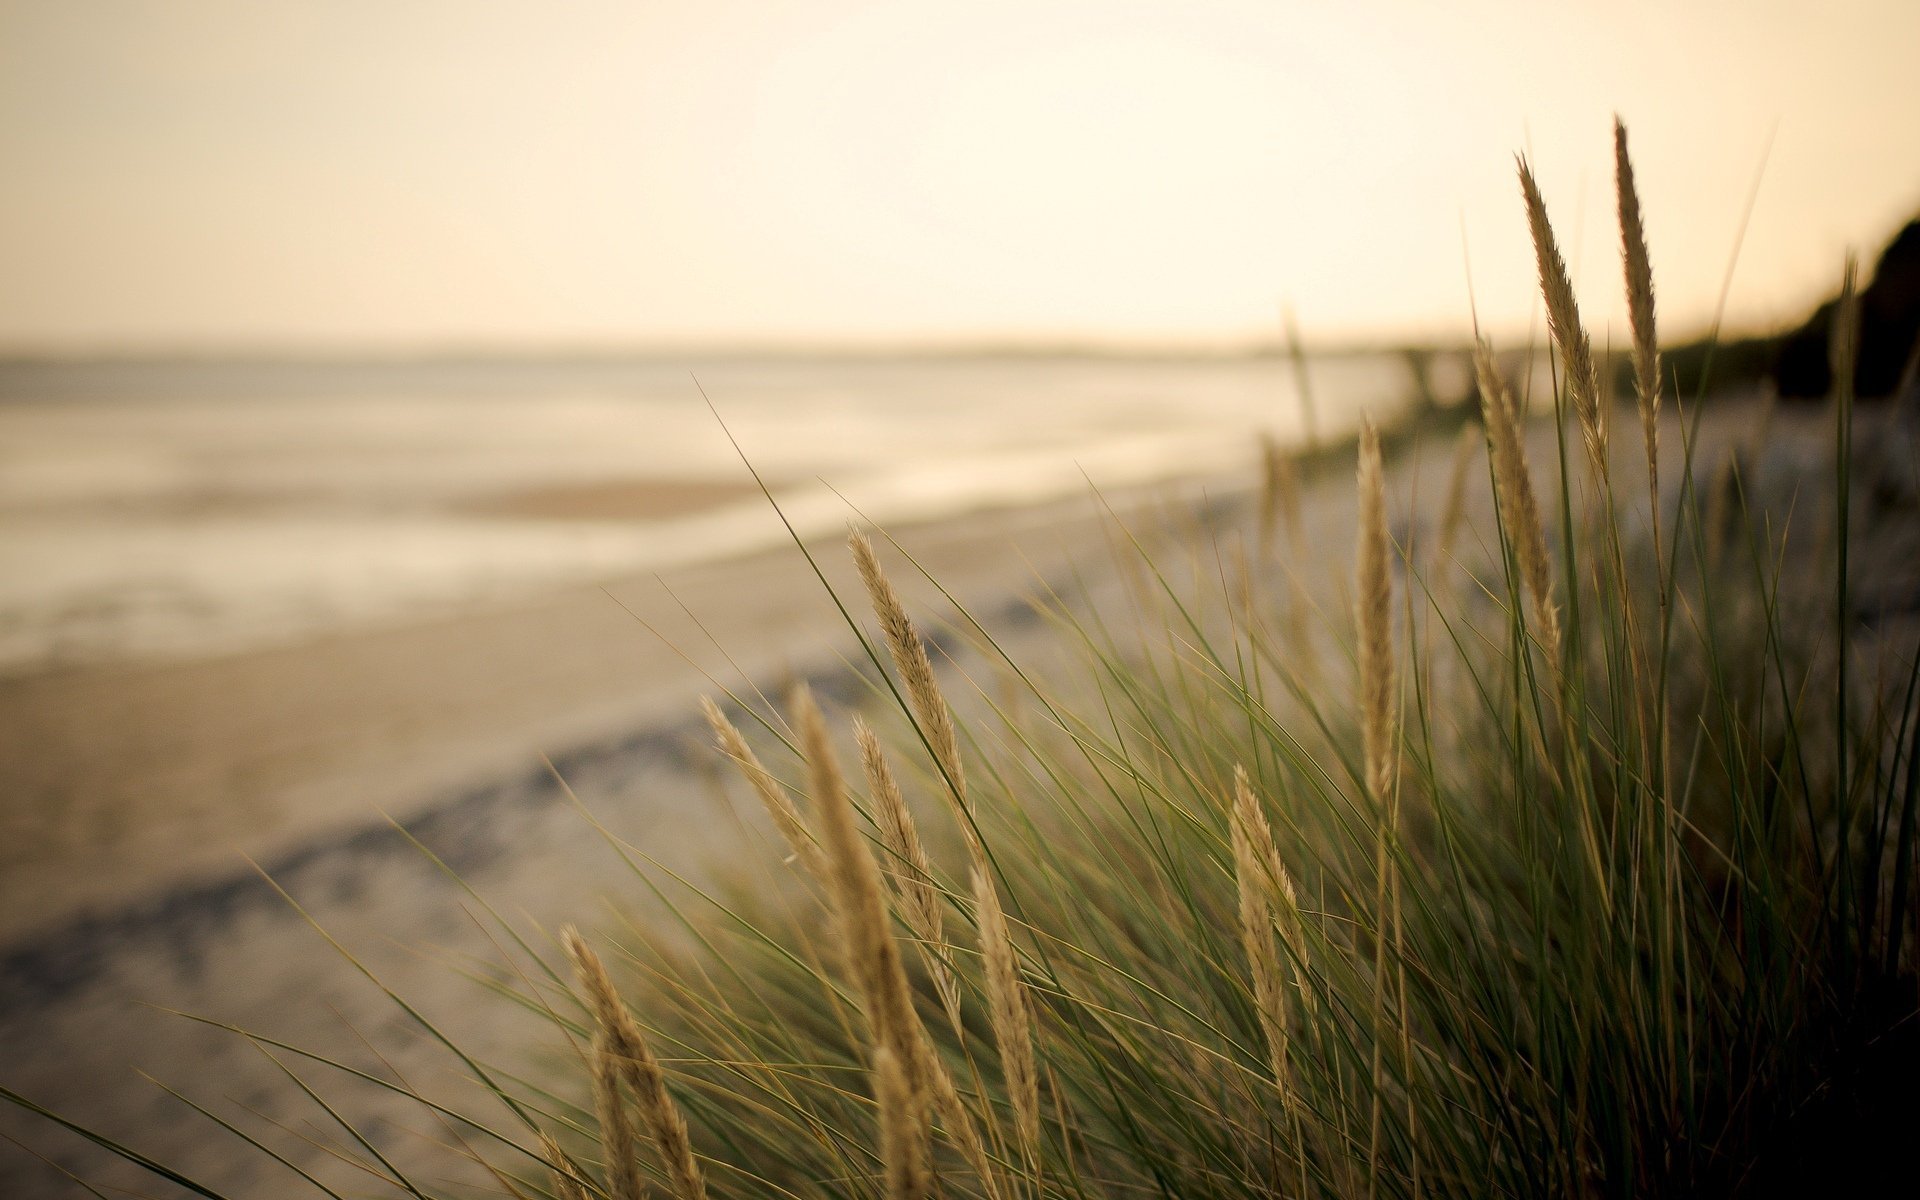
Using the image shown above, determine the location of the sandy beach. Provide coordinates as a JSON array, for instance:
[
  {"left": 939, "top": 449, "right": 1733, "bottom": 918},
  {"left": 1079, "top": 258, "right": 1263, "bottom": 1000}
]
[
  {"left": 0, "top": 472, "right": 1260, "bottom": 946},
  {"left": 4, "top": 8, "right": 1912, "bottom": 1192},
  {"left": 0, "top": 448, "right": 1300, "bottom": 1196},
  {"left": 0, "top": 352, "right": 1430, "bottom": 943},
  {"left": 2, "top": 393, "right": 1870, "bottom": 1198},
  {"left": 0, "top": 348, "right": 1435, "bottom": 1197}
]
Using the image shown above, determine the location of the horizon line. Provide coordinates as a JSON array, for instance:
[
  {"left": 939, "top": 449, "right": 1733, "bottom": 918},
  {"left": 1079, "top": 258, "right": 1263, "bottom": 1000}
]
[{"left": 0, "top": 320, "right": 1788, "bottom": 367}]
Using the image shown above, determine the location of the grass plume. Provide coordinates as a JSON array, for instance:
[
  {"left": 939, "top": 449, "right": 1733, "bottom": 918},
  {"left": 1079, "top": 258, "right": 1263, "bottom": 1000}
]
[
  {"left": 972, "top": 864, "right": 1041, "bottom": 1166},
  {"left": 1355, "top": 418, "right": 1397, "bottom": 808},
  {"left": 1520, "top": 155, "right": 1607, "bottom": 476},
  {"left": 564, "top": 927, "right": 707, "bottom": 1200},
  {"left": 701, "top": 694, "right": 830, "bottom": 886},
  {"left": 1615, "top": 117, "right": 1663, "bottom": 545},
  {"left": 1231, "top": 764, "right": 1295, "bottom": 1093},
  {"left": 851, "top": 529, "right": 968, "bottom": 812},
  {"left": 875, "top": 1046, "right": 929, "bottom": 1200},
  {"left": 855, "top": 715, "right": 959, "bottom": 1017},
  {"left": 794, "top": 686, "right": 919, "bottom": 1069},
  {"left": 1474, "top": 342, "right": 1563, "bottom": 660},
  {"left": 796, "top": 685, "right": 1002, "bottom": 1196}
]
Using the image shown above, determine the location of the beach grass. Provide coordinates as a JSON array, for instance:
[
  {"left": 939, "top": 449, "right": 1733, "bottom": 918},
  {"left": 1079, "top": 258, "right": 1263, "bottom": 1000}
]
[{"left": 9, "top": 119, "right": 1919, "bottom": 1198}]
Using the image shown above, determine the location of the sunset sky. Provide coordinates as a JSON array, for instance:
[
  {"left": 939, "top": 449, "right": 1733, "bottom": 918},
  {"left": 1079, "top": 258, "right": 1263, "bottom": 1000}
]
[{"left": 2, "top": 0, "right": 1917, "bottom": 352}]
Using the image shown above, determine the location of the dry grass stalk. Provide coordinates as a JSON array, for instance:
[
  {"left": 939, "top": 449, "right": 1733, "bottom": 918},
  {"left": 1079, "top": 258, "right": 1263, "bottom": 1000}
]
[
  {"left": 874, "top": 1045, "right": 929, "bottom": 1200},
  {"left": 1259, "top": 432, "right": 1305, "bottom": 557},
  {"left": 1233, "top": 770, "right": 1315, "bottom": 1195},
  {"left": 1284, "top": 304, "right": 1321, "bottom": 450},
  {"left": 1614, "top": 119, "right": 1662, "bottom": 543},
  {"left": 1433, "top": 420, "right": 1482, "bottom": 572},
  {"left": 1356, "top": 420, "right": 1398, "bottom": 808},
  {"left": 1283, "top": 569, "right": 1322, "bottom": 692},
  {"left": 565, "top": 927, "right": 709, "bottom": 1200},
  {"left": 794, "top": 688, "right": 921, "bottom": 1066},
  {"left": 1704, "top": 452, "right": 1738, "bottom": 574},
  {"left": 920, "top": 1035, "right": 1003, "bottom": 1200},
  {"left": 1614, "top": 116, "right": 1673, "bottom": 818},
  {"left": 1519, "top": 157, "right": 1608, "bottom": 478},
  {"left": 1833, "top": 255, "right": 1862, "bottom": 398},
  {"left": 850, "top": 531, "right": 968, "bottom": 810},
  {"left": 1227, "top": 537, "right": 1257, "bottom": 629},
  {"left": 1473, "top": 344, "right": 1564, "bottom": 662},
  {"left": 1356, "top": 421, "right": 1406, "bottom": 1194},
  {"left": 795, "top": 687, "right": 1003, "bottom": 1198},
  {"left": 973, "top": 863, "right": 1042, "bottom": 1162},
  {"left": 700, "top": 696, "right": 830, "bottom": 886},
  {"left": 855, "top": 716, "right": 960, "bottom": 1019},
  {"left": 855, "top": 717, "right": 943, "bottom": 942},
  {"left": 539, "top": 1132, "right": 592, "bottom": 1200},
  {"left": 585, "top": 1030, "right": 643, "bottom": 1200},
  {"left": 1231, "top": 766, "right": 1294, "bottom": 1093}
]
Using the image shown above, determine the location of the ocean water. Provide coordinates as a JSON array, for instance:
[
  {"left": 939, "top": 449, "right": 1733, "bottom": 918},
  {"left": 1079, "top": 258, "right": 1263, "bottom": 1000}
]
[{"left": 0, "top": 354, "right": 1426, "bottom": 675}]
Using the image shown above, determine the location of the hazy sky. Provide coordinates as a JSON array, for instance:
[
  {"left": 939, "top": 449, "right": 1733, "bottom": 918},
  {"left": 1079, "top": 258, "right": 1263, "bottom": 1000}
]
[{"left": 2, "top": 1, "right": 1917, "bottom": 351}]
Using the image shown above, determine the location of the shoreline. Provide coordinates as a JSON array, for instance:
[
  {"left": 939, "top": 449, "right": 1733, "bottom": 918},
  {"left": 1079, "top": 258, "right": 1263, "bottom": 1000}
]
[
  {"left": 0, "top": 453, "right": 1294, "bottom": 1198},
  {"left": 0, "top": 546, "right": 1074, "bottom": 1013},
  {"left": 0, "top": 472, "right": 1261, "bottom": 948}
]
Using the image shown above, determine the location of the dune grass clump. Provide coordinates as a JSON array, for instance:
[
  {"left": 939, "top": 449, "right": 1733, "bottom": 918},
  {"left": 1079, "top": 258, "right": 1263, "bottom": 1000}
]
[
  {"left": 10, "top": 120, "right": 1919, "bottom": 1199},
  {"left": 519, "top": 121, "right": 1917, "bottom": 1199}
]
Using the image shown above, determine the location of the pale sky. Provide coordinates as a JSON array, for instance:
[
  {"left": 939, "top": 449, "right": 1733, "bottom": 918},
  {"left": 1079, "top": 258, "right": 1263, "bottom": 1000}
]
[{"left": 2, "top": 0, "right": 1917, "bottom": 352}]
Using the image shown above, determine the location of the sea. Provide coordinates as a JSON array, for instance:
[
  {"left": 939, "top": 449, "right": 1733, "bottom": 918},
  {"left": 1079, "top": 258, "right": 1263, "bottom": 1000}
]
[{"left": 0, "top": 353, "right": 1437, "bottom": 676}]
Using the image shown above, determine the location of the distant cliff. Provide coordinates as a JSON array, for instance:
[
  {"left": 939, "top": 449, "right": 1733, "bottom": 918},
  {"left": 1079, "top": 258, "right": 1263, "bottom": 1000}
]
[
  {"left": 1630, "top": 215, "right": 1920, "bottom": 403},
  {"left": 1775, "top": 218, "right": 1920, "bottom": 399}
]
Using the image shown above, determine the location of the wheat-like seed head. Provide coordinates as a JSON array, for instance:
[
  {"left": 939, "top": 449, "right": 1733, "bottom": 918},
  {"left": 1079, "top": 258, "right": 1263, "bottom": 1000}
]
[
  {"left": 1357, "top": 420, "right": 1404, "bottom": 1177},
  {"left": 920, "top": 1033, "right": 1004, "bottom": 1200},
  {"left": 1355, "top": 420, "right": 1398, "bottom": 808},
  {"left": 849, "top": 530, "right": 967, "bottom": 809},
  {"left": 564, "top": 927, "right": 708, "bottom": 1200},
  {"left": 700, "top": 695, "right": 830, "bottom": 886},
  {"left": 1519, "top": 156, "right": 1608, "bottom": 478},
  {"left": 794, "top": 688, "right": 920, "bottom": 1064},
  {"left": 1273, "top": 858, "right": 1313, "bottom": 1024},
  {"left": 1473, "top": 343, "right": 1564, "bottom": 662},
  {"left": 973, "top": 864, "right": 1041, "bottom": 1162},
  {"left": 874, "top": 1045, "right": 929, "bottom": 1200},
  {"left": 585, "top": 1028, "right": 643, "bottom": 1200},
  {"left": 1231, "top": 765, "right": 1293, "bottom": 1093},
  {"left": 855, "top": 717, "right": 943, "bottom": 942},
  {"left": 854, "top": 716, "right": 960, "bottom": 1018},
  {"left": 1614, "top": 118, "right": 1661, "bottom": 505},
  {"left": 539, "top": 1132, "right": 592, "bottom": 1200},
  {"left": 794, "top": 688, "right": 1004, "bottom": 1197},
  {"left": 1353, "top": 427, "right": 1401, "bottom": 1183}
]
